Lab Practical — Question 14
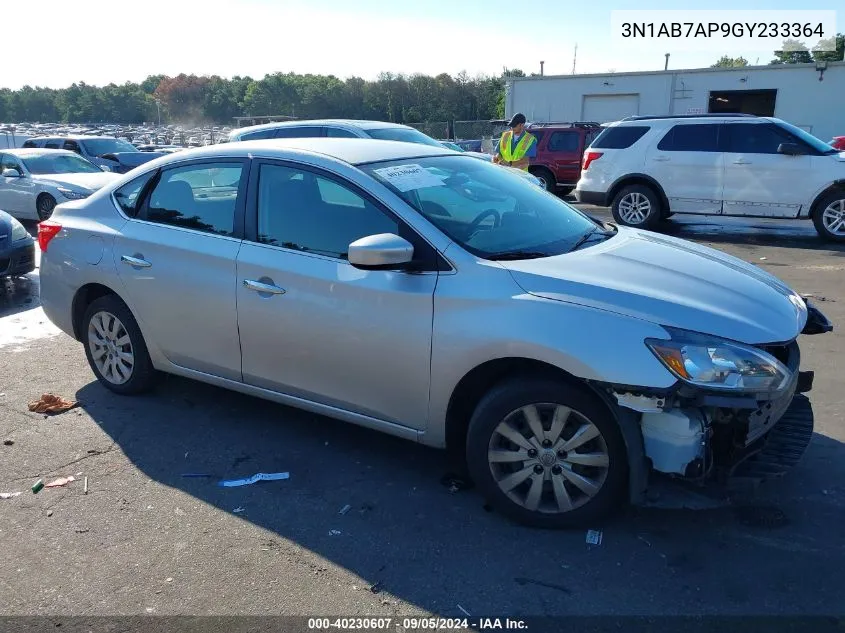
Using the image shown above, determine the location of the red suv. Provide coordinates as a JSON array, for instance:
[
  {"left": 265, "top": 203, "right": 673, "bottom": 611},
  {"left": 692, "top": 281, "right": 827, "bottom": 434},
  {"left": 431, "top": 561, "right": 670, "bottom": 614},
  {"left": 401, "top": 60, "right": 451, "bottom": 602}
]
[
  {"left": 830, "top": 136, "right": 845, "bottom": 151},
  {"left": 525, "top": 122, "right": 603, "bottom": 194}
]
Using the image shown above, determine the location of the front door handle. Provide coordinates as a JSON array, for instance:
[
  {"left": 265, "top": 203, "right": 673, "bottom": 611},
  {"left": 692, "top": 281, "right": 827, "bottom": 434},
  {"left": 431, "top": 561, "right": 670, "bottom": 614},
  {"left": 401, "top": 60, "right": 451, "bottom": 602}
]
[
  {"left": 121, "top": 255, "right": 152, "bottom": 268},
  {"left": 652, "top": 156, "right": 670, "bottom": 162},
  {"left": 733, "top": 159, "right": 751, "bottom": 165},
  {"left": 243, "top": 279, "right": 286, "bottom": 295}
]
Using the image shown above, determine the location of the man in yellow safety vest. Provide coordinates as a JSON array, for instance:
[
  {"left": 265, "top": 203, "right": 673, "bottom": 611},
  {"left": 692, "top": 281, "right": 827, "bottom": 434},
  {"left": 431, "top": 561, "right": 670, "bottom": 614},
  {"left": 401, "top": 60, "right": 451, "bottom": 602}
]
[{"left": 493, "top": 113, "right": 537, "bottom": 171}]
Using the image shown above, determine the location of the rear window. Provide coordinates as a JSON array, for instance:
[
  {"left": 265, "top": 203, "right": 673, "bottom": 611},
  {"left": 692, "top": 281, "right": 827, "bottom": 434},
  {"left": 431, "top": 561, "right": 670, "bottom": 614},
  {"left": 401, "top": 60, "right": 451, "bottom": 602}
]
[
  {"left": 22, "top": 140, "right": 38, "bottom": 148},
  {"left": 590, "top": 126, "right": 650, "bottom": 149},
  {"left": 239, "top": 129, "right": 277, "bottom": 141}
]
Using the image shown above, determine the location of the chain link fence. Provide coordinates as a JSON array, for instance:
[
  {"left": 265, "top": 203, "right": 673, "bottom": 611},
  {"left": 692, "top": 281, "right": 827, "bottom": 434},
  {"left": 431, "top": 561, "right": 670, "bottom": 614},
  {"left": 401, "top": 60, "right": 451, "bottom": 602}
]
[
  {"left": 406, "top": 119, "right": 510, "bottom": 153},
  {"left": 405, "top": 121, "right": 451, "bottom": 140}
]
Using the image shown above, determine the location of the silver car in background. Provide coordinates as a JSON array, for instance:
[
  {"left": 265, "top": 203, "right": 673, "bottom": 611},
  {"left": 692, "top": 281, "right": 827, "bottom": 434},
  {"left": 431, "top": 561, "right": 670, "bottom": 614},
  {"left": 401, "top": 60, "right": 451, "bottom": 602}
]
[{"left": 39, "top": 138, "right": 831, "bottom": 527}]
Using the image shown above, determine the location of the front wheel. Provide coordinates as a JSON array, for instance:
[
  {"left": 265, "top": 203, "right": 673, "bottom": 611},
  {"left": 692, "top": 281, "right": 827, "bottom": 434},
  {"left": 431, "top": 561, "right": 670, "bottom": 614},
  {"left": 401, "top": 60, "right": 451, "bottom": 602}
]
[
  {"left": 466, "top": 378, "right": 628, "bottom": 528},
  {"left": 36, "top": 194, "right": 56, "bottom": 221},
  {"left": 812, "top": 191, "right": 845, "bottom": 242},
  {"left": 611, "top": 184, "right": 661, "bottom": 229},
  {"left": 529, "top": 168, "right": 556, "bottom": 193}
]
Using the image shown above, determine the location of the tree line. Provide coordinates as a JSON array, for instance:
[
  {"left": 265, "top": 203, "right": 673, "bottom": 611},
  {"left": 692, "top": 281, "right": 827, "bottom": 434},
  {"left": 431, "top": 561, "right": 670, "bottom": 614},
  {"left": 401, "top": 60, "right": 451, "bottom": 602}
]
[
  {"left": 0, "top": 70, "right": 521, "bottom": 126},
  {"left": 712, "top": 33, "right": 844, "bottom": 67}
]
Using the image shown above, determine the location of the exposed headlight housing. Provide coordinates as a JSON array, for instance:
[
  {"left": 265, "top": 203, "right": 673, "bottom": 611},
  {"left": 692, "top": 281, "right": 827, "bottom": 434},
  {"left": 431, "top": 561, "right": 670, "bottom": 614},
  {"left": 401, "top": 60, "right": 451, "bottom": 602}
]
[
  {"left": 645, "top": 328, "right": 791, "bottom": 394},
  {"left": 57, "top": 187, "right": 90, "bottom": 200},
  {"left": 9, "top": 216, "right": 29, "bottom": 242}
]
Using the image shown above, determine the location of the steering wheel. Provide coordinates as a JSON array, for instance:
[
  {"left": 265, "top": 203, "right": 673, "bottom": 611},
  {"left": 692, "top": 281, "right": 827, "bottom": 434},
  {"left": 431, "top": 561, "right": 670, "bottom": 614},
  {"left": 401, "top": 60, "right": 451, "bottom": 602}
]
[
  {"left": 421, "top": 200, "right": 452, "bottom": 218},
  {"left": 466, "top": 209, "right": 501, "bottom": 238}
]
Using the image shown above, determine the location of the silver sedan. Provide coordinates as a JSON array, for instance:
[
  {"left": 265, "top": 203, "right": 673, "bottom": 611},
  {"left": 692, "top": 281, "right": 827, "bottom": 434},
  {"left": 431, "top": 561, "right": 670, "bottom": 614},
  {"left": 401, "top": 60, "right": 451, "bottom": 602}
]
[{"left": 39, "top": 138, "right": 826, "bottom": 527}]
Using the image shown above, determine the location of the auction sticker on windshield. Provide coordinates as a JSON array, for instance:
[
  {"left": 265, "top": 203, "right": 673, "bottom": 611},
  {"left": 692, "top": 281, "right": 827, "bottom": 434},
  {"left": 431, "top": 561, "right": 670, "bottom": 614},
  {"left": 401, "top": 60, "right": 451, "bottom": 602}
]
[{"left": 373, "top": 164, "right": 444, "bottom": 192}]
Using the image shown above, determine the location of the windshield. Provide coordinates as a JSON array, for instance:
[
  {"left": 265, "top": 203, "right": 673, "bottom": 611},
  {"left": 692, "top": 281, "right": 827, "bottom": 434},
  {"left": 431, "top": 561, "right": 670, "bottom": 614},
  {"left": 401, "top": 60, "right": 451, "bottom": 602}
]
[
  {"left": 22, "top": 152, "right": 102, "bottom": 175},
  {"left": 364, "top": 127, "right": 444, "bottom": 147},
  {"left": 776, "top": 121, "right": 837, "bottom": 154},
  {"left": 81, "top": 138, "right": 138, "bottom": 156},
  {"left": 361, "top": 155, "right": 603, "bottom": 259}
]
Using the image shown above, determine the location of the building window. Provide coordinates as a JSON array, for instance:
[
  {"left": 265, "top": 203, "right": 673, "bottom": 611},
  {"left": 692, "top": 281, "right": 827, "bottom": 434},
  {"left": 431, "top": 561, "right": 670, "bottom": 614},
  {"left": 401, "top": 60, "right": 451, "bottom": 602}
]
[{"left": 708, "top": 89, "right": 776, "bottom": 117}]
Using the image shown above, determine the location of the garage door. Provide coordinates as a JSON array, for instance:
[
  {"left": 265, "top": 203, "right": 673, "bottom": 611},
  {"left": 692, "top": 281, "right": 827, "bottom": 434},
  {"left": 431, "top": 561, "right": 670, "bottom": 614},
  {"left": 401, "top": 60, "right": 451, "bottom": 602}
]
[{"left": 581, "top": 94, "right": 640, "bottom": 123}]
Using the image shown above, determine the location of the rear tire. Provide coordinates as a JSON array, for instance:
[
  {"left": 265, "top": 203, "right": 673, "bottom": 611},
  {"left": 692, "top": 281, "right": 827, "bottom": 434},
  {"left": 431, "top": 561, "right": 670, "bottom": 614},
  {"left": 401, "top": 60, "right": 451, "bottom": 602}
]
[
  {"left": 530, "top": 167, "right": 556, "bottom": 193},
  {"left": 82, "top": 295, "right": 157, "bottom": 395},
  {"left": 36, "top": 194, "right": 56, "bottom": 221},
  {"left": 611, "top": 184, "right": 661, "bottom": 230},
  {"left": 466, "top": 378, "right": 628, "bottom": 529},
  {"left": 811, "top": 190, "right": 845, "bottom": 242}
]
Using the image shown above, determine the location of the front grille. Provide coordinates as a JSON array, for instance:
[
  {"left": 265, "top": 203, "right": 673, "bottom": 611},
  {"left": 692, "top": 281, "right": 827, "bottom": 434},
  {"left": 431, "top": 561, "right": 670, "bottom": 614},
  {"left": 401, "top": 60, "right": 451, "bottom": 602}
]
[
  {"left": 745, "top": 340, "right": 800, "bottom": 446},
  {"left": 17, "top": 252, "right": 33, "bottom": 266},
  {"left": 758, "top": 343, "right": 792, "bottom": 367}
]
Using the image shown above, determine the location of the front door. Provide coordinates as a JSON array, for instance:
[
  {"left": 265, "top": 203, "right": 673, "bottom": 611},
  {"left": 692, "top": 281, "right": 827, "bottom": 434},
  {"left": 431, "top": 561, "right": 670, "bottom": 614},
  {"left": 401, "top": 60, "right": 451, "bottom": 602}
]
[
  {"left": 113, "top": 159, "right": 248, "bottom": 380},
  {"left": 0, "top": 153, "right": 35, "bottom": 217},
  {"left": 644, "top": 123, "right": 724, "bottom": 214},
  {"left": 547, "top": 130, "right": 582, "bottom": 186},
  {"left": 236, "top": 161, "right": 438, "bottom": 430},
  {"left": 722, "top": 122, "right": 812, "bottom": 218}
]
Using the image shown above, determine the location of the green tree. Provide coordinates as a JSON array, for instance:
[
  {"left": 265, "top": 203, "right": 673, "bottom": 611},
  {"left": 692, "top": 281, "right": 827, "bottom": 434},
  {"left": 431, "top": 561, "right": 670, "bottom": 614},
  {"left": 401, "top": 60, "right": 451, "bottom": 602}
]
[
  {"left": 712, "top": 55, "right": 749, "bottom": 68},
  {"left": 813, "top": 33, "right": 845, "bottom": 62},
  {"left": 769, "top": 39, "right": 813, "bottom": 64}
]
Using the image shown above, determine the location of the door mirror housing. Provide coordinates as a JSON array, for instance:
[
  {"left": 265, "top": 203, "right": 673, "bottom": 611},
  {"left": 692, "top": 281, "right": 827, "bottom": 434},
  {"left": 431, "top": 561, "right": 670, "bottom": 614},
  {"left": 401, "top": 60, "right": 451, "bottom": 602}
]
[
  {"left": 348, "top": 233, "right": 414, "bottom": 270},
  {"left": 777, "top": 142, "right": 805, "bottom": 156},
  {"left": 100, "top": 164, "right": 112, "bottom": 172},
  {"left": 1, "top": 168, "right": 22, "bottom": 178}
]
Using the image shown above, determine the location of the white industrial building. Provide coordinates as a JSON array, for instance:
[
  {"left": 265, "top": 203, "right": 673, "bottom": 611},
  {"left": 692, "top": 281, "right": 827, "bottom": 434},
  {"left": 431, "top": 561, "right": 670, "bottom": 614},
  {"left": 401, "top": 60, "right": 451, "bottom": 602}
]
[{"left": 505, "top": 61, "right": 845, "bottom": 142}]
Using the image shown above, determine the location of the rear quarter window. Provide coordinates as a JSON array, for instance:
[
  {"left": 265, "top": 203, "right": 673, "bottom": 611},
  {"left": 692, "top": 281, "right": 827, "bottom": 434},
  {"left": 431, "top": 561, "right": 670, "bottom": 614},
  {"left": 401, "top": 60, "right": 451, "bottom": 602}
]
[{"left": 591, "top": 126, "right": 650, "bottom": 149}]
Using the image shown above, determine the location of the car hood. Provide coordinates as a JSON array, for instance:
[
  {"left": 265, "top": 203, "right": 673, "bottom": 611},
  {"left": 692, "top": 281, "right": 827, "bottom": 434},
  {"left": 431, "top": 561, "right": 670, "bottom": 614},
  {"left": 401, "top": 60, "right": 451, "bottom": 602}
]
[
  {"left": 35, "top": 172, "right": 119, "bottom": 191},
  {"left": 501, "top": 227, "right": 807, "bottom": 345}
]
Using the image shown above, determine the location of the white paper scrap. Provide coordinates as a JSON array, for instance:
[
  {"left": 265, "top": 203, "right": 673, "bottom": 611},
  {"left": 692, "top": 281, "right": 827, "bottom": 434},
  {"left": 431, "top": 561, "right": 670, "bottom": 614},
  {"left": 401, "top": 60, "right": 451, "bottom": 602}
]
[{"left": 373, "top": 164, "right": 445, "bottom": 192}]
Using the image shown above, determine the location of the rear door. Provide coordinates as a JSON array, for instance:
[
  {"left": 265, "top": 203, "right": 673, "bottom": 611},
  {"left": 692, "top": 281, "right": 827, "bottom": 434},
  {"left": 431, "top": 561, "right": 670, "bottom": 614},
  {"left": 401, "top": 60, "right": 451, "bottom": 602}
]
[
  {"left": 645, "top": 123, "right": 724, "bottom": 214},
  {"left": 546, "top": 130, "right": 582, "bottom": 186},
  {"left": 722, "top": 122, "right": 813, "bottom": 218},
  {"left": 113, "top": 159, "right": 249, "bottom": 380}
]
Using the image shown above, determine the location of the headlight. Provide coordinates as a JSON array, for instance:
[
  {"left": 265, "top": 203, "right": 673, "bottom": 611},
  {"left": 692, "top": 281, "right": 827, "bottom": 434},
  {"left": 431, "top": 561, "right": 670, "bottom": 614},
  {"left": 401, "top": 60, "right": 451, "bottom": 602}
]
[
  {"left": 10, "top": 217, "right": 29, "bottom": 242},
  {"left": 57, "top": 187, "right": 90, "bottom": 200},
  {"left": 645, "top": 328, "right": 791, "bottom": 393}
]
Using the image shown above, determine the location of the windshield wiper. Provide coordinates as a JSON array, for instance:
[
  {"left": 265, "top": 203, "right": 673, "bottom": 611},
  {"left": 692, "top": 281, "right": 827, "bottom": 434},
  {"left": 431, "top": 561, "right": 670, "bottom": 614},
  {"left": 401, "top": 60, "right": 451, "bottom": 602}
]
[
  {"left": 487, "top": 250, "right": 549, "bottom": 261},
  {"left": 570, "top": 227, "right": 613, "bottom": 252}
]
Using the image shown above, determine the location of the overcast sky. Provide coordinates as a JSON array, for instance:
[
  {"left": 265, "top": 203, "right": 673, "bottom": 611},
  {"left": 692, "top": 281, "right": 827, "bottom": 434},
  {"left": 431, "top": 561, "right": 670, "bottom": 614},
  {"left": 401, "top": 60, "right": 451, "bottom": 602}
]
[{"left": 4, "top": 0, "right": 842, "bottom": 89}]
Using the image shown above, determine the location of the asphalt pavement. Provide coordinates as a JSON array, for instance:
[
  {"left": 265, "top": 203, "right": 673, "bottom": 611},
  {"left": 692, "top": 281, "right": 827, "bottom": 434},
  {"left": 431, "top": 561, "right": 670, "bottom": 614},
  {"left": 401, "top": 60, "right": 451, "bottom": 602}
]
[{"left": 1, "top": 211, "right": 844, "bottom": 622}]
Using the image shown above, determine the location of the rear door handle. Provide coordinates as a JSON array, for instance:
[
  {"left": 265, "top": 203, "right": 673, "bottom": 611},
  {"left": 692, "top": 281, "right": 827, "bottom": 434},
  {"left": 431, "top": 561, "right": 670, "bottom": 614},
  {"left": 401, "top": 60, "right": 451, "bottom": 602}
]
[
  {"left": 243, "top": 279, "right": 286, "bottom": 295},
  {"left": 652, "top": 156, "right": 670, "bottom": 162},
  {"left": 733, "top": 159, "right": 751, "bottom": 165},
  {"left": 120, "top": 255, "right": 151, "bottom": 268}
]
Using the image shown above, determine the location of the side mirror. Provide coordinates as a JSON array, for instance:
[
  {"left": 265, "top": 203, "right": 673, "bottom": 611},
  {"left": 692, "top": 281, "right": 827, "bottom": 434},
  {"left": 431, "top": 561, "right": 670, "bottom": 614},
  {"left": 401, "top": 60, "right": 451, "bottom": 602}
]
[
  {"left": 100, "top": 164, "right": 112, "bottom": 172},
  {"left": 348, "top": 233, "right": 414, "bottom": 270},
  {"left": 1, "top": 168, "right": 22, "bottom": 178},
  {"left": 777, "top": 142, "right": 805, "bottom": 156}
]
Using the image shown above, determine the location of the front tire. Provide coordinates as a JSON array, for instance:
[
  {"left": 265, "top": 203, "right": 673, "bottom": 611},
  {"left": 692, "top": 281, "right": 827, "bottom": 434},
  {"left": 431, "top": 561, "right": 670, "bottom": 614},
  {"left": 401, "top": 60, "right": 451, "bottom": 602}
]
[
  {"left": 530, "top": 167, "right": 556, "bottom": 193},
  {"left": 36, "top": 194, "right": 56, "bottom": 221},
  {"left": 611, "top": 184, "right": 661, "bottom": 229},
  {"left": 466, "top": 378, "right": 628, "bottom": 528},
  {"left": 82, "top": 295, "right": 157, "bottom": 395},
  {"left": 812, "top": 191, "right": 845, "bottom": 242}
]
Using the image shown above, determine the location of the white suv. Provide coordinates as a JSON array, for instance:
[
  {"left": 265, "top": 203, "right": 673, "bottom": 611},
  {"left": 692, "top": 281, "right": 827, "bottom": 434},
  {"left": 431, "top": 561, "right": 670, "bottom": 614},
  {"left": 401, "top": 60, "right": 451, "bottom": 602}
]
[{"left": 575, "top": 114, "right": 845, "bottom": 241}]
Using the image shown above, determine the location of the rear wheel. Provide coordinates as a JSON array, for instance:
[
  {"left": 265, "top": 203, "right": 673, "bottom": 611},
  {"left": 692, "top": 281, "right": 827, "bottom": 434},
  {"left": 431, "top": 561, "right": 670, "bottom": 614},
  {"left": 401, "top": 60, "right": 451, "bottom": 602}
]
[
  {"left": 530, "top": 167, "right": 556, "bottom": 193},
  {"left": 466, "top": 378, "right": 628, "bottom": 528},
  {"left": 812, "top": 191, "right": 845, "bottom": 242},
  {"left": 558, "top": 186, "right": 574, "bottom": 197},
  {"left": 611, "top": 184, "right": 661, "bottom": 230},
  {"left": 82, "top": 295, "right": 157, "bottom": 395},
  {"left": 36, "top": 194, "right": 56, "bottom": 221}
]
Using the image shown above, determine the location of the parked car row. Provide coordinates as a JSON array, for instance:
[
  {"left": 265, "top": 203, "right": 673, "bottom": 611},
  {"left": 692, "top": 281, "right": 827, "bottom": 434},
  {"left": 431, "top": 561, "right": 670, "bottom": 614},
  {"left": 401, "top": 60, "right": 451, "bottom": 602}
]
[{"left": 575, "top": 114, "right": 845, "bottom": 241}]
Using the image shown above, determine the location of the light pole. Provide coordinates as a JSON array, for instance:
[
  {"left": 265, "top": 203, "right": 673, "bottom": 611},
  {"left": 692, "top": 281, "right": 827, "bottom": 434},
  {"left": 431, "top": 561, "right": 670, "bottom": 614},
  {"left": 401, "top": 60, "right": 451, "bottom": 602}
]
[{"left": 155, "top": 99, "right": 161, "bottom": 126}]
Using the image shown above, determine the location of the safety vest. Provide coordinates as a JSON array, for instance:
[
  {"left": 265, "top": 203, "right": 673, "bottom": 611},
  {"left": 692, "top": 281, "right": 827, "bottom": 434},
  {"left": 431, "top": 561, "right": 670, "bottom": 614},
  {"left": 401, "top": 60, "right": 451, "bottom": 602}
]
[{"left": 499, "top": 130, "right": 537, "bottom": 170}]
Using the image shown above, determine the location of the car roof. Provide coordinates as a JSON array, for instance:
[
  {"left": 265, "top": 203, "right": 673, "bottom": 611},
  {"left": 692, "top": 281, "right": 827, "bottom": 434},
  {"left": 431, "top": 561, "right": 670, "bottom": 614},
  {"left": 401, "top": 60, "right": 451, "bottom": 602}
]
[
  {"left": 156, "top": 138, "right": 455, "bottom": 166},
  {"left": 3, "top": 148, "right": 77, "bottom": 156},
  {"left": 610, "top": 115, "right": 776, "bottom": 126},
  {"left": 231, "top": 119, "right": 414, "bottom": 136},
  {"left": 27, "top": 135, "right": 118, "bottom": 141}
]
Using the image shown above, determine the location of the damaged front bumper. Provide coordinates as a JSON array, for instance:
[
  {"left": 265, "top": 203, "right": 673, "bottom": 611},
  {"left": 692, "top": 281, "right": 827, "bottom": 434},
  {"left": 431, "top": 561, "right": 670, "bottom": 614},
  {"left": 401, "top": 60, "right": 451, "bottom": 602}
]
[{"left": 607, "top": 300, "right": 832, "bottom": 507}]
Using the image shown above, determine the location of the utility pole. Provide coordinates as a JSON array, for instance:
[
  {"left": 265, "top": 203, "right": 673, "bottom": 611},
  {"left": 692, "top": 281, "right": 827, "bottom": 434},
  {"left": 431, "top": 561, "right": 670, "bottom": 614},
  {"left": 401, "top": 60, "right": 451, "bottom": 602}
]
[
  {"left": 155, "top": 99, "right": 161, "bottom": 126},
  {"left": 572, "top": 44, "right": 577, "bottom": 74},
  {"left": 540, "top": 61, "right": 545, "bottom": 76},
  {"left": 664, "top": 53, "right": 670, "bottom": 70}
]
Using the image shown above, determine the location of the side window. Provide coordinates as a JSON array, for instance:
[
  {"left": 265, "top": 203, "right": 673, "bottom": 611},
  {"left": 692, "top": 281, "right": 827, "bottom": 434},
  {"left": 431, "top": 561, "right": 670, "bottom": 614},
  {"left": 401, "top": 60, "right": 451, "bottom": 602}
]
[
  {"left": 326, "top": 127, "right": 359, "bottom": 138},
  {"left": 274, "top": 126, "right": 324, "bottom": 139},
  {"left": 63, "top": 141, "right": 81, "bottom": 153},
  {"left": 1, "top": 154, "right": 22, "bottom": 172},
  {"left": 657, "top": 124, "right": 720, "bottom": 152},
  {"left": 45, "top": 141, "right": 61, "bottom": 149},
  {"left": 240, "top": 129, "right": 277, "bottom": 141},
  {"left": 727, "top": 123, "right": 795, "bottom": 154},
  {"left": 114, "top": 171, "right": 156, "bottom": 217},
  {"left": 22, "top": 140, "right": 37, "bottom": 148},
  {"left": 548, "top": 131, "right": 580, "bottom": 152},
  {"left": 144, "top": 162, "right": 244, "bottom": 236},
  {"left": 256, "top": 163, "right": 399, "bottom": 259},
  {"left": 591, "top": 126, "right": 650, "bottom": 149}
]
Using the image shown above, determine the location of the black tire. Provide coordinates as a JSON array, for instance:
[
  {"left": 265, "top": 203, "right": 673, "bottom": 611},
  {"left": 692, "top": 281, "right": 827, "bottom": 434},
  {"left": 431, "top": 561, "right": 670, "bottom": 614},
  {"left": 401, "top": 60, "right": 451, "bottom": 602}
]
[
  {"left": 811, "top": 190, "right": 845, "bottom": 242},
  {"left": 530, "top": 167, "right": 556, "bottom": 193},
  {"left": 81, "top": 294, "right": 157, "bottom": 395},
  {"left": 36, "top": 194, "right": 56, "bottom": 221},
  {"left": 466, "top": 378, "right": 628, "bottom": 529},
  {"left": 558, "top": 186, "right": 574, "bottom": 197},
  {"left": 611, "top": 184, "right": 661, "bottom": 229}
]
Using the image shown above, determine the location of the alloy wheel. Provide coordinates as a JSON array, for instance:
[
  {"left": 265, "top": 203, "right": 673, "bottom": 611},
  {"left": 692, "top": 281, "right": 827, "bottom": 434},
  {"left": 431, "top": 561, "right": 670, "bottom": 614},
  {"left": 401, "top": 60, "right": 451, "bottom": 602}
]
[
  {"left": 822, "top": 199, "right": 845, "bottom": 236},
  {"left": 618, "top": 192, "right": 652, "bottom": 224},
  {"left": 487, "top": 403, "right": 610, "bottom": 514},
  {"left": 37, "top": 196, "right": 56, "bottom": 221},
  {"left": 87, "top": 311, "right": 135, "bottom": 385}
]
